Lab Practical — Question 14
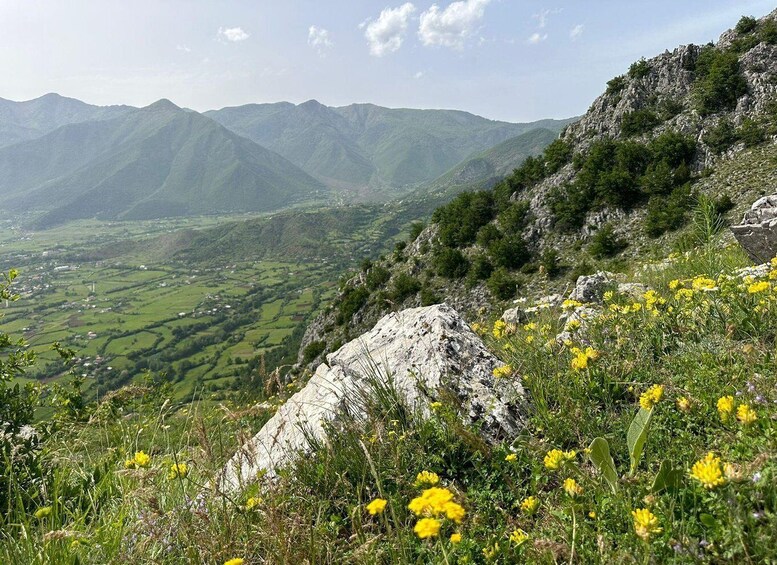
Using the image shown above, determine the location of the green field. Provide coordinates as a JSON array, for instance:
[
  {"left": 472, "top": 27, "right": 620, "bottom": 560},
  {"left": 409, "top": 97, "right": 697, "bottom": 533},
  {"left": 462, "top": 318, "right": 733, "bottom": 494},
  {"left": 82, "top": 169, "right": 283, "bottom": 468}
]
[{"left": 0, "top": 217, "right": 344, "bottom": 402}]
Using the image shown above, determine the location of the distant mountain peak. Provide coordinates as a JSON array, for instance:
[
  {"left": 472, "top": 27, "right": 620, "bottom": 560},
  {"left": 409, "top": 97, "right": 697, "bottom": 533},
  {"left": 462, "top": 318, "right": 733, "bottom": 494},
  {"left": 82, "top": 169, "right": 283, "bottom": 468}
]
[{"left": 144, "top": 99, "right": 181, "bottom": 112}]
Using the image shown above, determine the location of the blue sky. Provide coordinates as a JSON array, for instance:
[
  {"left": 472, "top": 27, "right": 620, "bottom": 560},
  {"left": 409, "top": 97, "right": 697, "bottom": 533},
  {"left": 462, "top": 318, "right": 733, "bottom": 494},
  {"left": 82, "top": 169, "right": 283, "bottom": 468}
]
[{"left": 1, "top": 0, "right": 775, "bottom": 122}]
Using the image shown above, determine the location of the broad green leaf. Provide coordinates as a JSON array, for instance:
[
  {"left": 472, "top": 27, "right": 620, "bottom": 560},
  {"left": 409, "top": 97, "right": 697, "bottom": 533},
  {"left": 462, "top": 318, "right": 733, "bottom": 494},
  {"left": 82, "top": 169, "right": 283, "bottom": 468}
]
[
  {"left": 700, "top": 513, "right": 717, "bottom": 528},
  {"left": 588, "top": 437, "right": 618, "bottom": 493},
  {"left": 651, "top": 459, "right": 683, "bottom": 492},
  {"left": 627, "top": 407, "right": 653, "bottom": 476}
]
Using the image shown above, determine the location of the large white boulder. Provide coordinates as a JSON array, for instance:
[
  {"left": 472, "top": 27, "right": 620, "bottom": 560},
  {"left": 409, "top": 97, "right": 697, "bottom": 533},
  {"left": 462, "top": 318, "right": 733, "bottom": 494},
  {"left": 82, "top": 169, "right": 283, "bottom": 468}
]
[
  {"left": 218, "top": 304, "right": 524, "bottom": 492},
  {"left": 732, "top": 195, "right": 777, "bottom": 263}
]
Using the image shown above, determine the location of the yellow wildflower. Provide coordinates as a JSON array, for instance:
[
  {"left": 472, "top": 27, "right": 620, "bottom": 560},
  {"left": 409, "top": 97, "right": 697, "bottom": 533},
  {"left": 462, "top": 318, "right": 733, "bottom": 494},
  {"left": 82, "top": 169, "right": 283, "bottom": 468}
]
[
  {"left": 525, "top": 335, "right": 535, "bottom": 344},
  {"left": 224, "top": 559, "right": 244, "bottom": 565},
  {"left": 632, "top": 508, "right": 662, "bottom": 541},
  {"left": 639, "top": 385, "right": 664, "bottom": 410},
  {"left": 690, "top": 452, "right": 726, "bottom": 489},
  {"left": 543, "top": 449, "right": 564, "bottom": 470},
  {"left": 132, "top": 451, "right": 150, "bottom": 468},
  {"left": 492, "top": 320, "right": 507, "bottom": 339},
  {"left": 408, "top": 487, "right": 453, "bottom": 515},
  {"left": 748, "top": 281, "right": 770, "bottom": 294},
  {"left": 520, "top": 496, "right": 539, "bottom": 515},
  {"left": 562, "top": 299, "right": 583, "bottom": 309},
  {"left": 444, "top": 502, "right": 466, "bottom": 523},
  {"left": 471, "top": 322, "right": 483, "bottom": 333},
  {"left": 571, "top": 347, "right": 599, "bottom": 371},
  {"left": 509, "top": 528, "right": 529, "bottom": 546},
  {"left": 603, "top": 290, "right": 614, "bottom": 302},
  {"left": 245, "top": 496, "right": 262, "bottom": 511},
  {"left": 168, "top": 462, "right": 189, "bottom": 480},
  {"left": 736, "top": 404, "right": 757, "bottom": 425},
  {"left": 588, "top": 511, "right": 597, "bottom": 519},
  {"left": 492, "top": 365, "right": 514, "bottom": 379},
  {"left": 523, "top": 322, "right": 537, "bottom": 331},
  {"left": 505, "top": 453, "right": 517, "bottom": 462},
  {"left": 668, "top": 279, "right": 681, "bottom": 290},
  {"left": 674, "top": 288, "right": 694, "bottom": 301},
  {"left": 564, "top": 319, "right": 581, "bottom": 332},
  {"left": 563, "top": 478, "right": 582, "bottom": 497},
  {"left": 450, "top": 533, "right": 462, "bottom": 543},
  {"left": 414, "top": 518, "right": 441, "bottom": 539},
  {"left": 717, "top": 396, "right": 734, "bottom": 422},
  {"left": 366, "top": 498, "right": 387, "bottom": 515},
  {"left": 691, "top": 276, "right": 716, "bottom": 291},
  {"left": 482, "top": 542, "right": 499, "bottom": 559},
  {"left": 676, "top": 396, "right": 691, "bottom": 412},
  {"left": 414, "top": 471, "right": 440, "bottom": 487},
  {"left": 430, "top": 401, "right": 443, "bottom": 410}
]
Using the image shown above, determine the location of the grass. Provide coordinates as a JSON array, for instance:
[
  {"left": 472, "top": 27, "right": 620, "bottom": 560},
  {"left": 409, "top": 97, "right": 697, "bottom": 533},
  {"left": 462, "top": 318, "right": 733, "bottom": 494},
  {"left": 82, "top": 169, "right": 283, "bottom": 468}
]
[{"left": 1, "top": 240, "right": 775, "bottom": 563}]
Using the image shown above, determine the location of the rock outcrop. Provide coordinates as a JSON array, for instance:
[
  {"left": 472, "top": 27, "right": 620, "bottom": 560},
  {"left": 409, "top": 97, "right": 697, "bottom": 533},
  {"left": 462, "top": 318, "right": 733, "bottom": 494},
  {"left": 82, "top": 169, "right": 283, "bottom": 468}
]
[
  {"left": 220, "top": 304, "right": 524, "bottom": 492},
  {"left": 732, "top": 195, "right": 777, "bottom": 263}
]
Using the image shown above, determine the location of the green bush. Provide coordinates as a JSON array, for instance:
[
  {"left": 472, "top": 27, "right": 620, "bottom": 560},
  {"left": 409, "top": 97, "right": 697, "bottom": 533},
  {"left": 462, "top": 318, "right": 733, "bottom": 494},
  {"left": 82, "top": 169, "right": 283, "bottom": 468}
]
[
  {"left": 639, "top": 160, "right": 675, "bottom": 195},
  {"left": 543, "top": 139, "right": 573, "bottom": 174},
  {"left": 628, "top": 58, "right": 651, "bottom": 79},
  {"left": 408, "top": 222, "right": 425, "bottom": 242},
  {"left": 703, "top": 118, "right": 738, "bottom": 153},
  {"left": 488, "top": 234, "right": 531, "bottom": 269},
  {"left": 693, "top": 47, "right": 748, "bottom": 116},
  {"left": 606, "top": 75, "right": 627, "bottom": 95},
  {"left": 760, "top": 19, "right": 777, "bottom": 44},
  {"left": 336, "top": 286, "right": 370, "bottom": 324},
  {"left": 419, "top": 286, "right": 440, "bottom": 306},
  {"left": 737, "top": 118, "right": 766, "bottom": 147},
  {"left": 735, "top": 15, "right": 758, "bottom": 34},
  {"left": 467, "top": 254, "right": 494, "bottom": 283},
  {"left": 433, "top": 248, "right": 469, "bottom": 279},
  {"left": 433, "top": 191, "right": 495, "bottom": 248},
  {"left": 588, "top": 223, "right": 627, "bottom": 258},
  {"left": 302, "top": 341, "right": 326, "bottom": 364},
  {"left": 621, "top": 109, "right": 661, "bottom": 137},
  {"left": 476, "top": 223, "right": 501, "bottom": 248},
  {"left": 539, "top": 248, "right": 561, "bottom": 278},
  {"left": 498, "top": 200, "right": 531, "bottom": 234},
  {"left": 365, "top": 266, "right": 391, "bottom": 290},
  {"left": 486, "top": 268, "right": 517, "bottom": 300},
  {"left": 644, "top": 184, "right": 693, "bottom": 237},
  {"left": 391, "top": 273, "right": 421, "bottom": 302}
]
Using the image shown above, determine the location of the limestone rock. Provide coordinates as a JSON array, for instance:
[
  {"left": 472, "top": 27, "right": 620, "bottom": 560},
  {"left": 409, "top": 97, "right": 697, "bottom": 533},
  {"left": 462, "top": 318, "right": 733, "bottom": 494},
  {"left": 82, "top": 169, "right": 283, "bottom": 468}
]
[
  {"left": 219, "top": 304, "right": 524, "bottom": 492},
  {"left": 501, "top": 306, "right": 527, "bottom": 325},
  {"left": 569, "top": 272, "right": 615, "bottom": 303},
  {"left": 731, "top": 195, "right": 777, "bottom": 263}
]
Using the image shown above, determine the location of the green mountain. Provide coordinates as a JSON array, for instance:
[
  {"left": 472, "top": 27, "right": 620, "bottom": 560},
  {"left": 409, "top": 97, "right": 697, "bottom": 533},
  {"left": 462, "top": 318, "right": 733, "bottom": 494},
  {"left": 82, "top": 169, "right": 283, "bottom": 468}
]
[
  {"left": 206, "top": 101, "right": 573, "bottom": 193},
  {"left": 414, "top": 127, "right": 560, "bottom": 199},
  {"left": 0, "top": 100, "right": 326, "bottom": 227},
  {"left": 0, "top": 93, "right": 132, "bottom": 148}
]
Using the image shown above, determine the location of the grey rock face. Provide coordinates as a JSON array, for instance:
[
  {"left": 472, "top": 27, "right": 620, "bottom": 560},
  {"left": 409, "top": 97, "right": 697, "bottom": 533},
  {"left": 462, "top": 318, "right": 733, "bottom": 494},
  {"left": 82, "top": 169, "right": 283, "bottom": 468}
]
[
  {"left": 569, "top": 272, "right": 615, "bottom": 303},
  {"left": 501, "top": 306, "right": 527, "bottom": 325},
  {"left": 732, "top": 195, "right": 777, "bottom": 263},
  {"left": 219, "top": 304, "right": 524, "bottom": 492}
]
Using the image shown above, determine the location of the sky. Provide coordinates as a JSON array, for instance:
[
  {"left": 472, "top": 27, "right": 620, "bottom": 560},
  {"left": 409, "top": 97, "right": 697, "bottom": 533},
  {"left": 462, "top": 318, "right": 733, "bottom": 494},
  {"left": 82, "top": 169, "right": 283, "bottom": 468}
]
[{"left": 1, "top": 0, "right": 776, "bottom": 123}]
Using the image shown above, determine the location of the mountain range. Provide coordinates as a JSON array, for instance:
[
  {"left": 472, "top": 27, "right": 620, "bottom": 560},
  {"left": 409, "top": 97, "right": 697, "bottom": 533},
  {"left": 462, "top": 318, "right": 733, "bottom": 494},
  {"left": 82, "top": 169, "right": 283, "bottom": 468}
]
[{"left": 0, "top": 93, "right": 573, "bottom": 227}]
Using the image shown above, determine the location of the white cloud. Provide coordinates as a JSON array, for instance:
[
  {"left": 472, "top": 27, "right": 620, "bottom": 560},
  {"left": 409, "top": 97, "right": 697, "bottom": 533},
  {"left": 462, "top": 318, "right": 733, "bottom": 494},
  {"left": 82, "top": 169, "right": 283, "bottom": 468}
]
[
  {"left": 414, "top": 71, "right": 424, "bottom": 79},
  {"left": 308, "top": 25, "right": 333, "bottom": 55},
  {"left": 176, "top": 44, "right": 191, "bottom": 53},
  {"left": 363, "top": 3, "right": 416, "bottom": 56},
  {"left": 418, "top": 0, "right": 490, "bottom": 49},
  {"left": 532, "top": 8, "right": 561, "bottom": 29},
  {"left": 570, "top": 24, "right": 584, "bottom": 40},
  {"left": 218, "top": 27, "right": 249, "bottom": 42},
  {"left": 527, "top": 32, "right": 547, "bottom": 44}
]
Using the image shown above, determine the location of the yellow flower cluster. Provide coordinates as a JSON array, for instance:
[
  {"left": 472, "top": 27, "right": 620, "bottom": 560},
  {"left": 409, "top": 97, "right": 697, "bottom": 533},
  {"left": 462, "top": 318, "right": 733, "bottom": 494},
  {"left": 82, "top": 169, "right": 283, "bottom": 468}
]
[
  {"left": 414, "top": 470, "right": 440, "bottom": 487},
  {"left": 245, "top": 496, "right": 262, "bottom": 511},
  {"left": 690, "top": 452, "right": 726, "bottom": 489},
  {"left": 639, "top": 385, "right": 664, "bottom": 410},
  {"left": 570, "top": 346, "right": 599, "bottom": 371},
  {"left": 544, "top": 449, "right": 576, "bottom": 470},
  {"left": 563, "top": 478, "right": 582, "bottom": 498},
  {"left": 505, "top": 453, "right": 517, "bottom": 462},
  {"left": 224, "top": 559, "right": 244, "bottom": 565},
  {"left": 631, "top": 508, "right": 662, "bottom": 541},
  {"left": 562, "top": 299, "right": 583, "bottom": 310},
  {"left": 747, "top": 281, "right": 770, "bottom": 294},
  {"left": 736, "top": 403, "right": 758, "bottom": 425},
  {"left": 509, "top": 528, "right": 529, "bottom": 546},
  {"left": 408, "top": 487, "right": 466, "bottom": 523},
  {"left": 492, "top": 364, "right": 513, "bottom": 379},
  {"left": 676, "top": 396, "right": 691, "bottom": 412},
  {"left": 124, "top": 450, "right": 151, "bottom": 469},
  {"left": 168, "top": 462, "right": 189, "bottom": 480},
  {"left": 691, "top": 276, "right": 717, "bottom": 291},
  {"left": 717, "top": 395, "right": 734, "bottom": 421},
  {"left": 450, "top": 532, "right": 462, "bottom": 543},
  {"left": 492, "top": 320, "right": 507, "bottom": 339},
  {"left": 366, "top": 498, "right": 387, "bottom": 515},
  {"left": 520, "top": 496, "right": 539, "bottom": 515}
]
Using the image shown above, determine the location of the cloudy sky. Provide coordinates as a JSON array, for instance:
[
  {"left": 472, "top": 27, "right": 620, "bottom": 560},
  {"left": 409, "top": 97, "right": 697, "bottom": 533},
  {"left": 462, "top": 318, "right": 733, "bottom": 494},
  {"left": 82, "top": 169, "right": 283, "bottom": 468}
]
[{"left": 1, "top": 0, "right": 775, "bottom": 122}]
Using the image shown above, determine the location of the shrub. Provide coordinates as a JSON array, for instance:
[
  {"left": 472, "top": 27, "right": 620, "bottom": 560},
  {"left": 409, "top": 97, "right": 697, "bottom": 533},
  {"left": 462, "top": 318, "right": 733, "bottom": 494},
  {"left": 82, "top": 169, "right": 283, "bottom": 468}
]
[
  {"left": 606, "top": 75, "right": 627, "bottom": 95},
  {"left": 648, "top": 132, "right": 696, "bottom": 167},
  {"left": 391, "top": 273, "right": 421, "bottom": 302},
  {"left": 336, "top": 286, "right": 370, "bottom": 324},
  {"left": 644, "top": 184, "right": 692, "bottom": 237},
  {"left": 433, "top": 191, "right": 495, "bottom": 248},
  {"left": 539, "top": 248, "right": 561, "bottom": 278},
  {"left": 498, "top": 201, "right": 531, "bottom": 234},
  {"left": 735, "top": 15, "right": 758, "bottom": 34},
  {"left": 760, "top": 19, "right": 777, "bottom": 44},
  {"left": 476, "top": 224, "right": 502, "bottom": 248},
  {"left": 703, "top": 118, "right": 738, "bottom": 153},
  {"left": 302, "top": 341, "right": 326, "bottom": 364},
  {"left": 588, "top": 223, "right": 627, "bottom": 258},
  {"left": 693, "top": 47, "right": 748, "bottom": 116},
  {"left": 488, "top": 234, "right": 531, "bottom": 269},
  {"left": 467, "top": 254, "right": 494, "bottom": 282},
  {"left": 737, "top": 118, "right": 766, "bottom": 147},
  {"left": 486, "top": 268, "right": 517, "bottom": 300},
  {"left": 408, "top": 222, "right": 425, "bottom": 242},
  {"left": 418, "top": 286, "right": 440, "bottom": 306},
  {"left": 621, "top": 109, "right": 661, "bottom": 137},
  {"left": 657, "top": 98, "right": 684, "bottom": 120},
  {"left": 433, "top": 248, "right": 469, "bottom": 279},
  {"left": 628, "top": 58, "right": 651, "bottom": 79},
  {"left": 640, "top": 160, "right": 675, "bottom": 195},
  {"left": 543, "top": 139, "right": 573, "bottom": 174},
  {"left": 365, "top": 266, "right": 391, "bottom": 290}
]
